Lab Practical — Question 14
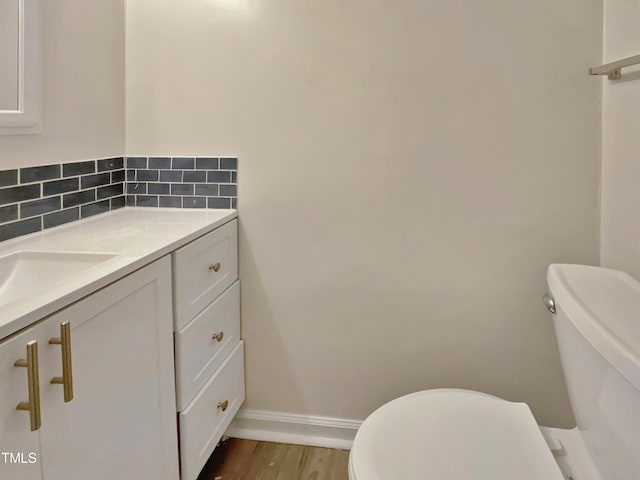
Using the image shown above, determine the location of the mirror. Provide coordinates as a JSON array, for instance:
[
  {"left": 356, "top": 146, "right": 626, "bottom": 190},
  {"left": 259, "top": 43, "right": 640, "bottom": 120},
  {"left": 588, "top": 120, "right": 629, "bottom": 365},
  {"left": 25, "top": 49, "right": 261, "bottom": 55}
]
[
  {"left": 0, "top": 0, "right": 20, "bottom": 111},
  {"left": 0, "top": 0, "right": 42, "bottom": 134}
]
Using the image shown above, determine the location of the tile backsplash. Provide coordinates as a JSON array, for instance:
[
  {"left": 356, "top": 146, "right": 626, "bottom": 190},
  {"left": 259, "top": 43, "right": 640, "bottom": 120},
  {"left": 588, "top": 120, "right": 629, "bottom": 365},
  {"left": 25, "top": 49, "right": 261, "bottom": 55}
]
[
  {"left": 0, "top": 156, "right": 238, "bottom": 242},
  {"left": 125, "top": 156, "right": 237, "bottom": 209},
  {"left": 0, "top": 158, "right": 125, "bottom": 242}
]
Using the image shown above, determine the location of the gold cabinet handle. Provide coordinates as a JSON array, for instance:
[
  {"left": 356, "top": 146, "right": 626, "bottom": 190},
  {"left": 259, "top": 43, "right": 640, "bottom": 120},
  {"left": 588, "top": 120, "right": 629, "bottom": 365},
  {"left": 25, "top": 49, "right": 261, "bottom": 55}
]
[
  {"left": 14, "top": 341, "right": 41, "bottom": 431},
  {"left": 49, "top": 322, "right": 74, "bottom": 402},
  {"left": 212, "top": 331, "right": 224, "bottom": 343},
  {"left": 209, "top": 262, "right": 221, "bottom": 272},
  {"left": 217, "top": 400, "right": 229, "bottom": 412}
]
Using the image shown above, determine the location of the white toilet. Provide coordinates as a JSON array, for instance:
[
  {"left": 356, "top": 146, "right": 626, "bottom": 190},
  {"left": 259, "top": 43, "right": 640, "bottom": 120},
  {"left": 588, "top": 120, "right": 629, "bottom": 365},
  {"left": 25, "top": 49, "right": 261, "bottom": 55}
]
[{"left": 349, "top": 264, "right": 640, "bottom": 479}]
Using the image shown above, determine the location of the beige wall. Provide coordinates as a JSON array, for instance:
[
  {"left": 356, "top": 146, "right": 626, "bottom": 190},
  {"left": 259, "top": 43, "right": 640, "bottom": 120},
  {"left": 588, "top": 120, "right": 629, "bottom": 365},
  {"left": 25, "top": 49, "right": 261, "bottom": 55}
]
[
  {"left": 601, "top": 0, "right": 640, "bottom": 277},
  {"left": 0, "top": 0, "right": 125, "bottom": 169},
  {"left": 127, "top": 0, "right": 602, "bottom": 426}
]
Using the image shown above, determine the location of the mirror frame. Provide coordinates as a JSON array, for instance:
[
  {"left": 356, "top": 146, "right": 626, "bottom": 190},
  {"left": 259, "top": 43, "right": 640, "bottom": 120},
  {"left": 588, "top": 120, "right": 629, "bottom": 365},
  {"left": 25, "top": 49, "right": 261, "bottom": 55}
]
[{"left": 0, "top": 0, "right": 42, "bottom": 135}]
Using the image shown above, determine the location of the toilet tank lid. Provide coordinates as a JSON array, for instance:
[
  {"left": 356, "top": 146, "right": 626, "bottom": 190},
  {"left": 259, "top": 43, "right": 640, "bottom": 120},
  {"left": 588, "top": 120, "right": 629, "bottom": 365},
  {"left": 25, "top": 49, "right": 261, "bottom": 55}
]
[{"left": 548, "top": 264, "right": 640, "bottom": 391}]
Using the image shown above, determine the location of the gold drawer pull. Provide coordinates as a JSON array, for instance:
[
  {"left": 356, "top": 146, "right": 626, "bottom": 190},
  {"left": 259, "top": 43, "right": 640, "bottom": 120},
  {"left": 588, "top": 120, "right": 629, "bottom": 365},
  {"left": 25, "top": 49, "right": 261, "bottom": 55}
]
[
  {"left": 212, "top": 331, "right": 224, "bottom": 342},
  {"left": 217, "top": 400, "right": 229, "bottom": 412},
  {"left": 49, "top": 322, "right": 74, "bottom": 402},
  {"left": 14, "top": 341, "right": 41, "bottom": 431},
  {"left": 209, "top": 262, "right": 221, "bottom": 272}
]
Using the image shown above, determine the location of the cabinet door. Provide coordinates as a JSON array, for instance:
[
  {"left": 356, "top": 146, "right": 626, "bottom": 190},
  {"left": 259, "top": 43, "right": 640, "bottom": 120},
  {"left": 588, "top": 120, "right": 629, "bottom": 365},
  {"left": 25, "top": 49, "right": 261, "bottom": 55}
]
[
  {"left": 0, "top": 326, "right": 44, "bottom": 480},
  {"left": 38, "top": 257, "right": 179, "bottom": 480}
]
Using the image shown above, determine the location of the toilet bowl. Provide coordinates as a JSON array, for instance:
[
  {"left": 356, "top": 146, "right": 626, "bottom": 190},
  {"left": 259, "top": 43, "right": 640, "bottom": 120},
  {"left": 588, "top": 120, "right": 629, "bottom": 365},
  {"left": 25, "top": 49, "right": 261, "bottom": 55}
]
[{"left": 349, "top": 264, "right": 640, "bottom": 480}]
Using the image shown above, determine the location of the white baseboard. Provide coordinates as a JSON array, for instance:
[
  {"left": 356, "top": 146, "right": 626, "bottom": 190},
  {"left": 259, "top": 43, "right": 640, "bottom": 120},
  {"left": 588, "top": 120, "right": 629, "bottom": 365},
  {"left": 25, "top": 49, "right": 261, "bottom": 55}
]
[{"left": 225, "top": 409, "right": 362, "bottom": 450}]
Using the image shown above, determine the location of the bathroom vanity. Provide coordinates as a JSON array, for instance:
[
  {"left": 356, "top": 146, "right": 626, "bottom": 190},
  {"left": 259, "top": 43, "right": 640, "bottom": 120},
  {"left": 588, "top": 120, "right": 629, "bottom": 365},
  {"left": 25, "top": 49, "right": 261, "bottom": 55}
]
[{"left": 0, "top": 208, "right": 242, "bottom": 480}]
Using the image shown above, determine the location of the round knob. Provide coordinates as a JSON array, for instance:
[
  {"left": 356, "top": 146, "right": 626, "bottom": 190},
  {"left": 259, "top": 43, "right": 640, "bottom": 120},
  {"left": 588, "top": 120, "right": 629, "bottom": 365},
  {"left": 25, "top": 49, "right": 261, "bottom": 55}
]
[
  {"left": 209, "top": 263, "right": 221, "bottom": 272},
  {"left": 217, "top": 400, "right": 229, "bottom": 412},
  {"left": 212, "top": 332, "right": 224, "bottom": 343}
]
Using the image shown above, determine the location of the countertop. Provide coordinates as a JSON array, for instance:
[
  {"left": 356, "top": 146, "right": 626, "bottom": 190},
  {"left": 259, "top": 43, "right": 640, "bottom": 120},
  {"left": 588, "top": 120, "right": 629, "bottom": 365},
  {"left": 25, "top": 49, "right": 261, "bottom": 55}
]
[{"left": 0, "top": 207, "right": 237, "bottom": 340}]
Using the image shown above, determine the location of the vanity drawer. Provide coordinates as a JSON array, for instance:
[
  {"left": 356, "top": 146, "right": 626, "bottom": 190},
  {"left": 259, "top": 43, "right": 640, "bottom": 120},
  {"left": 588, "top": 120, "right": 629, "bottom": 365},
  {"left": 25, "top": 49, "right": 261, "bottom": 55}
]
[
  {"left": 179, "top": 341, "right": 245, "bottom": 480},
  {"left": 175, "top": 281, "right": 240, "bottom": 411},
  {"left": 173, "top": 219, "right": 238, "bottom": 331}
]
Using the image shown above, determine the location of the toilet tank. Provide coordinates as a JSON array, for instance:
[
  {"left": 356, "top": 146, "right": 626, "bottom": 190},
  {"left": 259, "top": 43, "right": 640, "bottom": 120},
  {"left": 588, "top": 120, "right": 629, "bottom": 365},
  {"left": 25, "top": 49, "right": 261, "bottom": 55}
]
[{"left": 548, "top": 264, "right": 640, "bottom": 480}]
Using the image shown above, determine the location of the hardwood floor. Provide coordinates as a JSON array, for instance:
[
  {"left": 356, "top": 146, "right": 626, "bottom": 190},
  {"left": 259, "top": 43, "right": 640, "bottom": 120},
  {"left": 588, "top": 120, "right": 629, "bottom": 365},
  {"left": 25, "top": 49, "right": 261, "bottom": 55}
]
[{"left": 197, "top": 438, "right": 350, "bottom": 480}]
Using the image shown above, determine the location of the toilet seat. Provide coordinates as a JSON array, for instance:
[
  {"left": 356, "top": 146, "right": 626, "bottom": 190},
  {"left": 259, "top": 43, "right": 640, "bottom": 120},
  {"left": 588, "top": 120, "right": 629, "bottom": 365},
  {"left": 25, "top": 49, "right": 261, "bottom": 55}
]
[{"left": 349, "top": 389, "right": 564, "bottom": 480}]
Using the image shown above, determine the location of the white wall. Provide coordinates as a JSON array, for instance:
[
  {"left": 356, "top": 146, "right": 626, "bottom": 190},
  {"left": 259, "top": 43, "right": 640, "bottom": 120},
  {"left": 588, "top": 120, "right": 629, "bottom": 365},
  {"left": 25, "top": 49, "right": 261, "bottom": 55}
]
[
  {"left": 0, "top": 0, "right": 125, "bottom": 169},
  {"left": 601, "top": 1, "right": 640, "bottom": 277},
  {"left": 127, "top": 0, "right": 602, "bottom": 426}
]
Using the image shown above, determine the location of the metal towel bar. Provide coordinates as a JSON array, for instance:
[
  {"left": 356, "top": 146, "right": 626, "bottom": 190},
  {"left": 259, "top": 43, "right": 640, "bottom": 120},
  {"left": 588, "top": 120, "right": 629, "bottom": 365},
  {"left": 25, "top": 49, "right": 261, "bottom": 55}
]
[{"left": 589, "top": 54, "right": 640, "bottom": 80}]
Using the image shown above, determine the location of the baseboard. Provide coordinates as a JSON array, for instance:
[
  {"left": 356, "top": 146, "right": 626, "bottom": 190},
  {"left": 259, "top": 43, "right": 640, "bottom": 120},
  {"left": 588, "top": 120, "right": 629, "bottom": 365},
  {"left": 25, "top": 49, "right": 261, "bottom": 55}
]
[{"left": 224, "top": 409, "right": 362, "bottom": 450}]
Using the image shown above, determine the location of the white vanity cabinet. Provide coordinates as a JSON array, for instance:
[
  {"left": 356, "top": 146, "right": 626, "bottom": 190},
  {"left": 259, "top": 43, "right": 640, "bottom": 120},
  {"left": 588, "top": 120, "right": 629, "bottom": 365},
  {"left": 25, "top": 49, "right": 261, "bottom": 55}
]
[
  {"left": 0, "top": 212, "right": 242, "bottom": 480},
  {"left": 172, "top": 219, "right": 245, "bottom": 480},
  {"left": 0, "top": 257, "right": 180, "bottom": 480}
]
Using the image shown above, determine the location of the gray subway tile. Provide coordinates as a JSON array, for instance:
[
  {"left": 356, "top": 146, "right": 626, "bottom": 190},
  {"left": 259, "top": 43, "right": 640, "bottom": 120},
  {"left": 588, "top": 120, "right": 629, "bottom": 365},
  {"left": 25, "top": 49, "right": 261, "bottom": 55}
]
[
  {"left": 137, "top": 169, "right": 159, "bottom": 182},
  {"left": 172, "top": 157, "right": 195, "bottom": 170},
  {"left": 20, "top": 165, "right": 61, "bottom": 183},
  {"left": 63, "top": 161, "right": 95, "bottom": 177},
  {"left": 126, "top": 182, "right": 147, "bottom": 194},
  {"left": 136, "top": 195, "right": 159, "bottom": 207},
  {"left": 0, "top": 217, "right": 41, "bottom": 241},
  {"left": 171, "top": 183, "right": 194, "bottom": 195},
  {"left": 63, "top": 189, "right": 95, "bottom": 208},
  {"left": 97, "top": 157, "right": 124, "bottom": 172},
  {"left": 0, "top": 204, "right": 18, "bottom": 223},
  {"left": 195, "top": 157, "right": 219, "bottom": 169},
  {"left": 20, "top": 197, "right": 61, "bottom": 218},
  {"left": 111, "top": 196, "right": 126, "bottom": 210},
  {"left": 0, "top": 184, "right": 40, "bottom": 206},
  {"left": 219, "top": 184, "right": 237, "bottom": 197},
  {"left": 81, "top": 200, "right": 110, "bottom": 218},
  {"left": 207, "top": 171, "right": 231, "bottom": 183},
  {"left": 148, "top": 183, "right": 170, "bottom": 195},
  {"left": 43, "top": 178, "right": 79, "bottom": 197},
  {"left": 149, "top": 157, "right": 171, "bottom": 169},
  {"left": 111, "top": 170, "right": 125, "bottom": 183},
  {"left": 97, "top": 183, "right": 124, "bottom": 200},
  {"left": 43, "top": 208, "right": 79, "bottom": 229},
  {"left": 159, "top": 196, "right": 181, "bottom": 208},
  {"left": 81, "top": 172, "right": 111, "bottom": 189},
  {"left": 208, "top": 197, "right": 231, "bottom": 209},
  {"left": 220, "top": 157, "right": 238, "bottom": 170},
  {"left": 183, "top": 197, "right": 206, "bottom": 209},
  {"left": 195, "top": 184, "right": 218, "bottom": 196},
  {"left": 0, "top": 154, "right": 239, "bottom": 238},
  {"left": 159, "top": 170, "right": 182, "bottom": 182},
  {"left": 127, "top": 157, "right": 147, "bottom": 169},
  {"left": 0, "top": 170, "right": 18, "bottom": 187},
  {"left": 183, "top": 170, "right": 207, "bottom": 183}
]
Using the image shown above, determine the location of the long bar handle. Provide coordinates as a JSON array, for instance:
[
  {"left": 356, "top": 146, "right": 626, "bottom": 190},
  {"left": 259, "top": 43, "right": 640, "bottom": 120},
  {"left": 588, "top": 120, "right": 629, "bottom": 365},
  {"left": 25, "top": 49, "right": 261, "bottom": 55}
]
[
  {"left": 14, "top": 341, "right": 41, "bottom": 431},
  {"left": 49, "top": 322, "right": 74, "bottom": 402}
]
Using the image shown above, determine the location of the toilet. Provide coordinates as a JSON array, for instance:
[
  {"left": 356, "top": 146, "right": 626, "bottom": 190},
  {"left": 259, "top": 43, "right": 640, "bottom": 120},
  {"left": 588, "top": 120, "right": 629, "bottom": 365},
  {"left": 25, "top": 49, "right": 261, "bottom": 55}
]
[{"left": 349, "top": 264, "right": 640, "bottom": 479}]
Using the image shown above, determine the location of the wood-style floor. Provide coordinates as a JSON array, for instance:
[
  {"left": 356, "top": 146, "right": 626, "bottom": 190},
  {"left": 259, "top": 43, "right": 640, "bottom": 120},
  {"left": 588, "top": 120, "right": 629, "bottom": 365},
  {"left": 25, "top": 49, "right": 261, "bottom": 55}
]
[{"left": 197, "top": 438, "right": 350, "bottom": 480}]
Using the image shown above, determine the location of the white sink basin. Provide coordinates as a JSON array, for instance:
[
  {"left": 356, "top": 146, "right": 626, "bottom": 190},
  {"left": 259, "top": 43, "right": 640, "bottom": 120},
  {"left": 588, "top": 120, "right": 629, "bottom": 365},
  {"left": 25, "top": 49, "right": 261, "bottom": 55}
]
[{"left": 0, "top": 251, "right": 118, "bottom": 309}]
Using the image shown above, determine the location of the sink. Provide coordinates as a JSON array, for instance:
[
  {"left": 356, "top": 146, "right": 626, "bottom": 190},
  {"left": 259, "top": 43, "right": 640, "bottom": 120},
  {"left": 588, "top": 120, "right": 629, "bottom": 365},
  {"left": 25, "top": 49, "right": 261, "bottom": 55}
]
[{"left": 0, "top": 251, "right": 118, "bottom": 309}]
